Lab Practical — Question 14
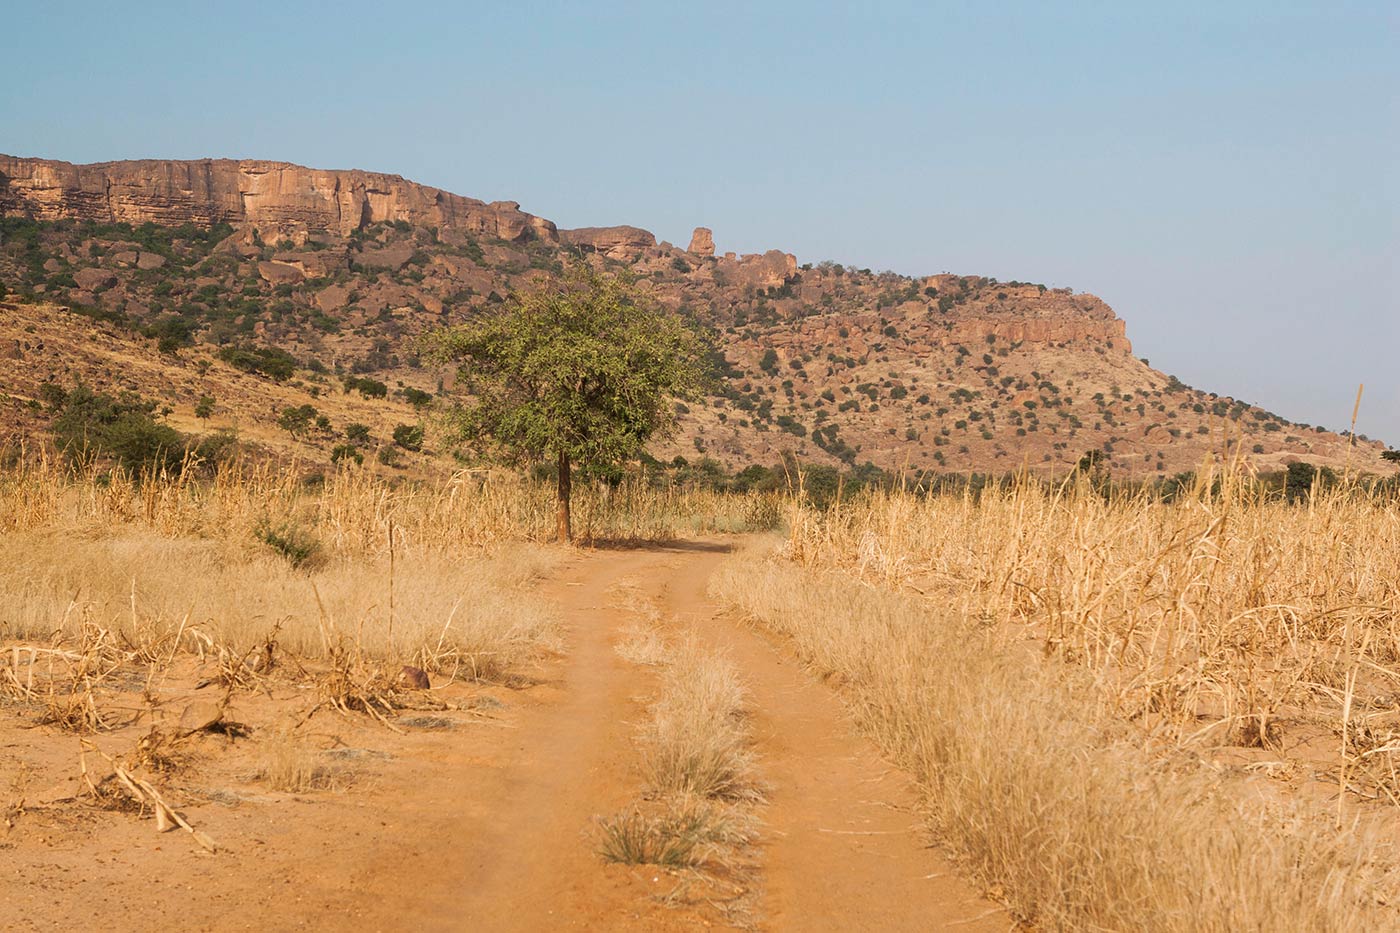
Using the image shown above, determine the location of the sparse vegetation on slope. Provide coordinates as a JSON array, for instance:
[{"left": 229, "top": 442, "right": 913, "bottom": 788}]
[{"left": 3, "top": 163, "right": 1387, "bottom": 477}]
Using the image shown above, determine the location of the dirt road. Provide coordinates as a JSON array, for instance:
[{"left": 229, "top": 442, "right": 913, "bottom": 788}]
[
  {"left": 445, "top": 540, "right": 1007, "bottom": 931},
  {"left": 2, "top": 540, "right": 1007, "bottom": 931}
]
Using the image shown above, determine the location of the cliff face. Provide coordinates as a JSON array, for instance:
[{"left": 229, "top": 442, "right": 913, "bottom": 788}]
[
  {"left": 0, "top": 155, "right": 559, "bottom": 243},
  {"left": 14, "top": 153, "right": 1317, "bottom": 477}
]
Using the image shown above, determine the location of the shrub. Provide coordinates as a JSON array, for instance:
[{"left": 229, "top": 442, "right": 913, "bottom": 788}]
[
  {"left": 343, "top": 375, "right": 388, "bottom": 399},
  {"left": 256, "top": 520, "right": 321, "bottom": 568},
  {"left": 401, "top": 386, "right": 433, "bottom": 408},
  {"left": 277, "top": 404, "right": 318, "bottom": 436},
  {"left": 330, "top": 444, "right": 363, "bottom": 465},
  {"left": 392, "top": 424, "right": 424, "bottom": 451},
  {"left": 50, "top": 384, "right": 188, "bottom": 476},
  {"left": 218, "top": 345, "right": 298, "bottom": 381}
]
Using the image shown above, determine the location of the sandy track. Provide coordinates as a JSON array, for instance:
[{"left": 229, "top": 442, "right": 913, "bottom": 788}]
[
  {"left": 448, "top": 540, "right": 1006, "bottom": 931},
  {"left": 1, "top": 540, "right": 1006, "bottom": 931}
]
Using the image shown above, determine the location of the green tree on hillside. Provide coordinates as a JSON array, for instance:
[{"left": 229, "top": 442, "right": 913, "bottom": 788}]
[
  {"left": 50, "top": 384, "right": 187, "bottom": 477},
  {"left": 423, "top": 267, "right": 708, "bottom": 542}
]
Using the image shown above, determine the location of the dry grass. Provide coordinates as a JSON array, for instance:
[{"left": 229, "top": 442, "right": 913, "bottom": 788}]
[
  {"left": 712, "top": 462, "right": 1400, "bottom": 931},
  {"left": 255, "top": 728, "right": 333, "bottom": 793},
  {"left": 639, "top": 639, "right": 762, "bottom": 803},
  {"left": 0, "top": 533, "right": 558, "bottom": 677},
  {"left": 713, "top": 550, "right": 1397, "bottom": 931},
  {"left": 786, "top": 466, "right": 1400, "bottom": 760},
  {"left": 600, "top": 583, "right": 763, "bottom": 927},
  {"left": 598, "top": 799, "right": 748, "bottom": 870},
  {"left": 0, "top": 455, "right": 777, "bottom": 682},
  {"left": 0, "top": 455, "right": 779, "bottom": 548}
]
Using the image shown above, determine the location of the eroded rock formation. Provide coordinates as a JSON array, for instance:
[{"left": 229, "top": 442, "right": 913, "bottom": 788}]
[
  {"left": 0, "top": 155, "right": 558, "bottom": 243},
  {"left": 688, "top": 226, "right": 714, "bottom": 256}
]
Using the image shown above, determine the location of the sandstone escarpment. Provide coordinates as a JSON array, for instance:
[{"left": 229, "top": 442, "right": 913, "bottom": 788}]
[
  {"left": 13, "top": 152, "right": 1345, "bottom": 479},
  {"left": 0, "top": 155, "right": 558, "bottom": 243}
]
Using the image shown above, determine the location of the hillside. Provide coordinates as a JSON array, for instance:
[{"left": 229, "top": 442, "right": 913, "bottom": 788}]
[{"left": 0, "top": 153, "right": 1389, "bottom": 477}]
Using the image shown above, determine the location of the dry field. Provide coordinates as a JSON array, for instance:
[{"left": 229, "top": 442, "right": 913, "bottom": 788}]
[
  {"left": 713, "top": 463, "right": 1400, "bottom": 930},
  {"left": 6, "top": 451, "right": 1399, "bottom": 931},
  {"left": 0, "top": 460, "right": 784, "bottom": 930}
]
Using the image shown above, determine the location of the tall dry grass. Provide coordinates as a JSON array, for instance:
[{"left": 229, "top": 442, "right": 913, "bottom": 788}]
[
  {"left": 713, "top": 465, "right": 1400, "bottom": 930},
  {"left": 785, "top": 467, "right": 1400, "bottom": 755},
  {"left": 0, "top": 458, "right": 776, "bottom": 674},
  {"left": 712, "top": 552, "right": 1397, "bottom": 932},
  {"left": 0, "top": 456, "right": 780, "bottom": 550}
]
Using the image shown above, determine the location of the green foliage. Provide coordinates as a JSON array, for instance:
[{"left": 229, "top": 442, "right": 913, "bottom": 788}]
[
  {"left": 343, "top": 375, "right": 388, "bottom": 399},
  {"left": 256, "top": 520, "right": 321, "bottom": 568},
  {"left": 344, "top": 422, "right": 372, "bottom": 444},
  {"left": 424, "top": 266, "right": 708, "bottom": 474},
  {"left": 330, "top": 444, "right": 363, "bottom": 465},
  {"left": 759, "top": 349, "right": 779, "bottom": 374},
  {"left": 392, "top": 423, "right": 424, "bottom": 451},
  {"left": 218, "top": 344, "right": 299, "bottom": 381},
  {"left": 401, "top": 386, "right": 434, "bottom": 408},
  {"left": 194, "top": 395, "right": 215, "bottom": 420},
  {"left": 1284, "top": 461, "right": 1339, "bottom": 502},
  {"left": 49, "top": 384, "right": 187, "bottom": 476},
  {"left": 277, "top": 404, "right": 318, "bottom": 436}
]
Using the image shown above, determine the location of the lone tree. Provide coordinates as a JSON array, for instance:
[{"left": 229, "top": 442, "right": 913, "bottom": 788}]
[{"left": 423, "top": 267, "right": 708, "bottom": 542}]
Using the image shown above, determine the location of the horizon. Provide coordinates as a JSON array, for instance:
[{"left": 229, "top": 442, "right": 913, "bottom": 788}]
[{"left": 2, "top": 1, "right": 1395, "bottom": 443}]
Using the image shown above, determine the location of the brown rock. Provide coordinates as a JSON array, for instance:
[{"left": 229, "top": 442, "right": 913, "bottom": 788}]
[
  {"left": 73, "top": 268, "right": 116, "bottom": 291},
  {"left": 399, "top": 665, "right": 431, "bottom": 690},
  {"left": 257, "top": 260, "right": 303, "bottom": 285},
  {"left": 136, "top": 251, "right": 166, "bottom": 270},
  {"left": 688, "top": 226, "right": 715, "bottom": 257},
  {"left": 559, "top": 225, "right": 656, "bottom": 260},
  {"left": 0, "top": 154, "right": 560, "bottom": 242},
  {"left": 112, "top": 250, "right": 140, "bottom": 267},
  {"left": 315, "top": 283, "right": 352, "bottom": 312},
  {"left": 355, "top": 244, "right": 415, "bottom": 271},
  {"left": 177, "top": 700, "right": 224, "bottom": 736}
]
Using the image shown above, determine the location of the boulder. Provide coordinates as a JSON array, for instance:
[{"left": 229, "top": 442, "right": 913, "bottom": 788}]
[
  {"left": 354, "top": 243, "right": 415, "bottom": 271},
  {"left": 257, "top": 260, "right": 304, "bottom": 285},
  {"left": 559, "top": 225, "right": 657, "bottom": 260},
  {"left": 688, "top": 227, "right": 715, "bottom": 257},
  {"left": 73, "top": 268, "right": 117, "bottom": 291}
]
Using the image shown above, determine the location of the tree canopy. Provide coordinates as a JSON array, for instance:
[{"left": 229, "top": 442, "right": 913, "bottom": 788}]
[{"left": 423, "top": 267, "right": 709, "bottom": 540}]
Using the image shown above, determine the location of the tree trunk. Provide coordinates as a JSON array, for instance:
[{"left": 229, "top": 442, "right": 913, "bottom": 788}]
[{"left": 556, "top": 450, "right": 572, "bottom": 543}]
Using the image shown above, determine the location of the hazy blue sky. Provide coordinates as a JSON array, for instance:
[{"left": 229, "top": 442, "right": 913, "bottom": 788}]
[{"left": 4, "top": 2, "right": 1396, "bottom": 442}]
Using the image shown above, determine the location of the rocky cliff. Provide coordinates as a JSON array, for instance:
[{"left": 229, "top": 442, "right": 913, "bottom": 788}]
[
  {"left": 0, "top": 154, "right": 559, "bottom": 243},
  {"left": 4, "top": 152, "right": 1376, "bottom": 477}
]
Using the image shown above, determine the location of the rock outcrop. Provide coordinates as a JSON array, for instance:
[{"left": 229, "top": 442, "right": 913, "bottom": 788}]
[
  {"left": 688, "top": 226, "right": 714, "bottom": 256},
  {"left": 559, "top": 225, "right": 657, "bottom": 260},
  {"left": 719, "top": 249, "right": 798, "bottom": 291},
  {"left": 0, "top": 154, "right": 558, "bottom": 243}
]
